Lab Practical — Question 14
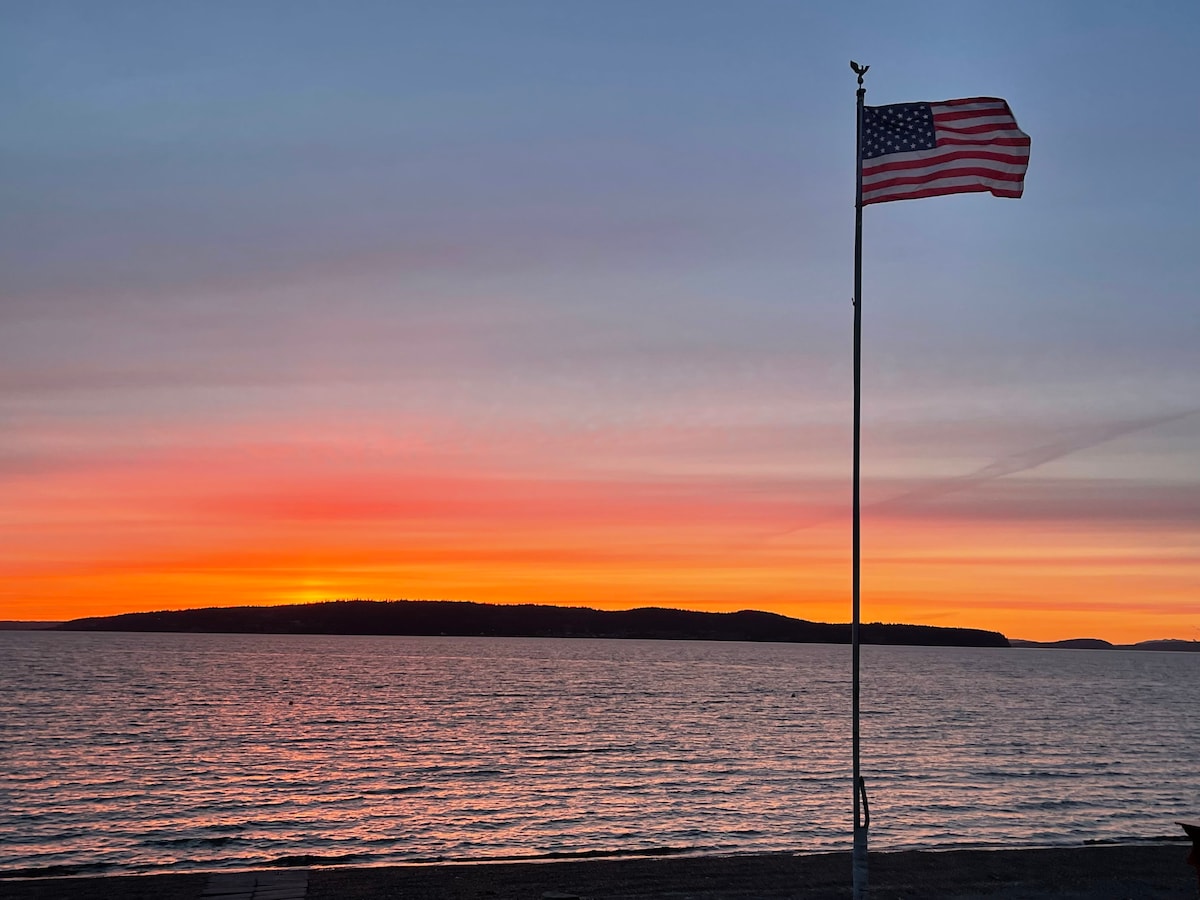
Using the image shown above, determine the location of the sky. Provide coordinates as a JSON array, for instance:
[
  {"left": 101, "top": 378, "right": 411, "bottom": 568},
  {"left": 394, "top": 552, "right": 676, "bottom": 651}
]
[{"left": 3, "top": 1, "right": 1198, "bottom": 642}]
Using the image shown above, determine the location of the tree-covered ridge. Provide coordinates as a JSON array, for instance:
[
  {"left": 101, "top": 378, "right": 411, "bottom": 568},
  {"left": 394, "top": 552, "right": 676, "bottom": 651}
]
[{"left": 57, "top": 599, "right": 1010, "bottom": 648}]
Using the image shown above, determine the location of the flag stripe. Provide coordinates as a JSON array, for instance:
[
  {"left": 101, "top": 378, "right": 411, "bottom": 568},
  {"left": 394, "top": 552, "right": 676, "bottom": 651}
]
[
  {"left": 863, "top": 175, "right": 1024, "bottom": 204},
  {"left": 935, "top": 106, "right": 1012, "bottom": 122},
  {"left": 937, "top": 121, "right": 1025, "bottom": 136},
  {"left": 864, "top": 148, "right": 1029, "bottom": 178},
  {"left": 934, "top": 97, "right": 1011, "bottom": 111},
  {"left": 937, "top": 135, "right": 1030, "bottom": 148},
  {"left": 860, "top": 96, "right": 1029, "bottom": 205},
  {"left": 864, "top": 167, "right": 1026, "bottom": 199},
  {"left": 866, "top": 167, "right": 1027, "bottom": 190}
]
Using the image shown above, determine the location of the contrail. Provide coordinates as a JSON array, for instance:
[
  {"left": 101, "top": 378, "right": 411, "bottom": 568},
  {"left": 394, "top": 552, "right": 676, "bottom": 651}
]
[
  {"left": 770, "top": 407, "right": 1199, "bottom": 538},
  {"left": 872, "top": 406, "right": 1200, "bottom": 512}
]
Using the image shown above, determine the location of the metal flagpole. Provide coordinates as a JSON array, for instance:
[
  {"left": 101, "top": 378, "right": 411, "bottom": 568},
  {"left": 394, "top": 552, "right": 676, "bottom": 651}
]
[{"left": 849, "top": 58, "right": 870, "bottom": 900}]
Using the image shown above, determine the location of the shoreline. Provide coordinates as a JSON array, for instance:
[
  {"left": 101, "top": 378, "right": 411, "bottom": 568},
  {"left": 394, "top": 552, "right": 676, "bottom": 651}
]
[{"left": 2, "top": 844, "right": 1195, "bottom": 899}]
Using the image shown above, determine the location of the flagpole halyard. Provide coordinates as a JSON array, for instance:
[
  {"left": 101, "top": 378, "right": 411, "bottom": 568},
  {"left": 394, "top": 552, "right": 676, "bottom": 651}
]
[{"left": 850, "top": 58, "right": 869, "bottom": 900}]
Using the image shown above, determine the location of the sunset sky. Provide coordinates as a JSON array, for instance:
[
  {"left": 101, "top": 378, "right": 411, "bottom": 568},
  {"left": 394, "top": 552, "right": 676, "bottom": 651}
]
[{"left": 3, "top": 1, "right": 1198, "bottom": 642}]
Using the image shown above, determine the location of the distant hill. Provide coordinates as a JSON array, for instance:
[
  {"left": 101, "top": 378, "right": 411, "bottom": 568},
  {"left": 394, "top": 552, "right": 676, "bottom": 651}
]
[
  {"left": 0, "top": 621, "right": 61, "bottom": 630},
  {"left": 1010, "top": 638, "right": 1114, "bottom": 650},
  {"left": 1011, "top": 637, "right": 1200, "bottom": 652},
  {"left": 55, "top": 599, "right": 1010, "bottom": 648}
]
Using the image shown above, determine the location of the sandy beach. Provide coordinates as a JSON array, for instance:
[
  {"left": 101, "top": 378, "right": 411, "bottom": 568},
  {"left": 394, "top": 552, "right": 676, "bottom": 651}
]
[{"left": 2, "top": 844, "right": 1196, "bottom": 900}]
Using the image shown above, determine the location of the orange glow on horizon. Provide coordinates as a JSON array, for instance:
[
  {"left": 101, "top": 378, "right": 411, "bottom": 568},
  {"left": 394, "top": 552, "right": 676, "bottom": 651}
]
[{"left": 4, "top": 419, "right": 1197, "bottom": 646}]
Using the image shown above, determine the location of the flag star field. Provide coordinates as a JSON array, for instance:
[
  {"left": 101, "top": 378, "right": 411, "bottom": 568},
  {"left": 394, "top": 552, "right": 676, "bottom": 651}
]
[{"left": 862, "top": 105, "right": 937, "bottom": 158}]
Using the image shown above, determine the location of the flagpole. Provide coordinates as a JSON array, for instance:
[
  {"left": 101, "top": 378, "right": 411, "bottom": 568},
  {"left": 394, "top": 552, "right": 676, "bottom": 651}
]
[{"left": 850, "top": 59, "right": 869, "bottom": 900}]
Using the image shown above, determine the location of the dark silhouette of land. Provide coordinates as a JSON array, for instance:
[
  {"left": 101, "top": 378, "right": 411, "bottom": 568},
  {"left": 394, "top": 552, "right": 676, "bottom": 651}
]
[
  {"left": 1010, "top": 637, "right": 1116, "bottom": 650},
  {"left": 8, "top": 604, "right": 1193, "bottom": 649},
  {"left": 1012, "top": 637, "right": 1200, "bottom": 652},
  {"left": 54, "top": 599, "right": 1010, "bottom": 647}
]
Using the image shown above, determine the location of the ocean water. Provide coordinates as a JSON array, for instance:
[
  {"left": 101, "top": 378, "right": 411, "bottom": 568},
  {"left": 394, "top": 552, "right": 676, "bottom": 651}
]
[{"left": 1, "top": 631, "right": 1197, "bottom": 877}]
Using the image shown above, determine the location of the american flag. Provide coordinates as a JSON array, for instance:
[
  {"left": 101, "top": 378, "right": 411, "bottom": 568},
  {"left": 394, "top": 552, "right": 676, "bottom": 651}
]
[{"left": 860, "top": 97, "right": 1029, "bottom": 206}]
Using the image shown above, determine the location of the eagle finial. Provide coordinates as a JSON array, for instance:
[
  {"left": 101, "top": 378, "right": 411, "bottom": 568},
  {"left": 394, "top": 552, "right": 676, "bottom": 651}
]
[{"left": 850, "top": 60, "right": 869, "bottom": 85}]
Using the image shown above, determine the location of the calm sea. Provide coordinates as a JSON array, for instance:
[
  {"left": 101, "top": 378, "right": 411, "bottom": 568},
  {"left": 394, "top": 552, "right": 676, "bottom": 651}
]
[{"left": 1, "top": 632, "right": 1197, "bottom": 877}]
